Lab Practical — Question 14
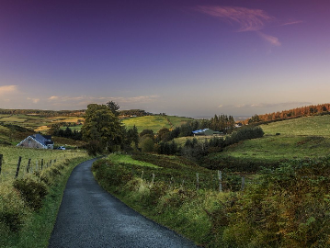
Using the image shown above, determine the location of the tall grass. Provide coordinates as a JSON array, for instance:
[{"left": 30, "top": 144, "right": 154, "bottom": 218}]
[
  {"left": 0, "top": 156, "right": 91, "bottom": 247},
  {"left": 0, "top": 146, "right": 87, "bottom": 182},
  {"left": 93, "top": 154, "right": 330, "bottom": 247}
]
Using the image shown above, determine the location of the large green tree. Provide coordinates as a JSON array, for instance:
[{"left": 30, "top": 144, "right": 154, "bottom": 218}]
[{"left": 82, "top": 104, "right": 122, "bottom": 153}]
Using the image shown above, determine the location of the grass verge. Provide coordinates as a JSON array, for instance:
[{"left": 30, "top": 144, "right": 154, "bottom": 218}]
[
  {"left": 93, "top": 154, "right": 330, "bottom": 247},
  {"left": 0, "top": 156, "right": 92, "bottom": 248}
]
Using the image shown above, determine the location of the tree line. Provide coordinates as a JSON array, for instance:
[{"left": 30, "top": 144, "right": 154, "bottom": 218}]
[
  {"left": 246, "top": 103, "right": 330, "bottom": 124},
  {"left": 0, "top": 108, "right": 85, "bottom": 116}
]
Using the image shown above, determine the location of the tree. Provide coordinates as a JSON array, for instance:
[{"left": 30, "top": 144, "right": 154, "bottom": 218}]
[
  {"left": 106, "top": 101, "right": 120, "bottom": 116},
  {"left": 81, "top": 104, "right": 122, "bottom": 153},
  {"left": 141, "top": 137, "right": 154, "bottom": 153}
]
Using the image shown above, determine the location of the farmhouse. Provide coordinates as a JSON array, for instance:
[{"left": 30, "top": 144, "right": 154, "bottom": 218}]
[
  {"left": 192, "top": 128, "right": 223, "bottom": 136},
  {"left": 17, "top": 134, "right": 54, "bottom": 149}
]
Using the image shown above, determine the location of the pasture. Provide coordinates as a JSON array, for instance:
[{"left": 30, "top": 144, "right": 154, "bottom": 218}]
[
  {"left": 0, "top": 114, "right": 84, "bottom": 133},
  {"left": 209, "top": 135, "right": 330, "bottom": 162},
  {"left": 260, "top": 115, "right": 330, "bottom": 136},
  {"left": 122, "top": 115, "right": 193, "bottom": 133},
  {"left": 0, "top": 146, "right": 88, "bottom": 182}
]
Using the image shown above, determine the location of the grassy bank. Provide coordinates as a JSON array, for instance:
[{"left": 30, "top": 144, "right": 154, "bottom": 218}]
[
  {"left": 0, "top": 155, "right": 92, "bottom": 247},
  {"left": 92, "top": 154, "right": 242, "bottom": 247},
  {"left": 93, "top": 153, "right": 330, "bottom": 247}
]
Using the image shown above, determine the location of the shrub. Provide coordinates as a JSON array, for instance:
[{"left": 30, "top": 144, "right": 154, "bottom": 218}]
[{"left": 13, "top": 179, "right": 48, "bottom": 211}]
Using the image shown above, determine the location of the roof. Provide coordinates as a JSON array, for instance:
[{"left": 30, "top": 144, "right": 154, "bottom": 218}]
[
  {"left": 32, "top": 134, "right": 53, "bottom": 146},
  {"left": 192, "top": 128, "right": 210, "bottom": 134},
  {"left": 192, "top": 128, "right": 223, "bottom": 136}
]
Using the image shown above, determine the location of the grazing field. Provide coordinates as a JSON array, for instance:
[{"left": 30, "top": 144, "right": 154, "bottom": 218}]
[
  {"left": 0, "top": 114, "right": 84, "bottom": 133},
  {"left": 207, "top": 135, "right": 330, "bottom": 162},
  {"left": 174, "top": 135, "right": 226, "bottom": 147},
  {"left": 261, "top": 115, "right": 330, "bottom": 136},
  {"left": 0, "top": 146, "right": 88, "bottom": 182},
  {"left": 122, "top": 115, "right": 193, "bottom": 133}
]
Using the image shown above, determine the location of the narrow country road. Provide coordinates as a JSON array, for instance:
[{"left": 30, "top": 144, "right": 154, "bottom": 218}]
[{"left": 48, "top": 158, "right": 198, "bottom": 248}]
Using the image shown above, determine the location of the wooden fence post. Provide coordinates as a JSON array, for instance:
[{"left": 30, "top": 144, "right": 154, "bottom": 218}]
[
  {"left": 26, "top": 159, "right": 31, "bottom": 173},
  {"left": 218, "top": 170, "right": 222, "bottom": 192},
  {"left": 141, "top": 170, "right": 144, "bottom": 179},
  {"left": 36, "top": 161, "right": 38, "bottom": 171},
  {"left": 241, "top": 176, "right": 245, "bottom": 191},
  {"left": 0, "top": 154, "right": 3, "bottom": 176},
  {"left": 41, "top": 159, "right": 44, "bottom": 170},
  {"left": 196, "top": 173, "right": 199, "bottom": 190},
  {"left": 15, "top": 156, "right": 22, "bottom": 179}
]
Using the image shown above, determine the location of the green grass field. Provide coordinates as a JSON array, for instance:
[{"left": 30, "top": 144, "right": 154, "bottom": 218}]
[
  {"left": 0, "top": 146, "right": 88, "bottom": 182},
  {"left": 210, "top": 135, "right": 330, "bottom": 162},
  {"left": 260, "top": 115, "right": 330, "bottom": 136},
  {"left": 204, "top": 115, "right": 330, "bottom": 164},
  {"left": 122, "top": 115, "right": 193, "bottom": 133},
  {"left": 107, "top": 154, "right": 161, "bottom": 168}
]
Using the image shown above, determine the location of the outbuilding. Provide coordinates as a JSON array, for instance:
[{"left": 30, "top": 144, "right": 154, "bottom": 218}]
[{"left": 16, "top": 134, "right": 54, "bottom": 149}]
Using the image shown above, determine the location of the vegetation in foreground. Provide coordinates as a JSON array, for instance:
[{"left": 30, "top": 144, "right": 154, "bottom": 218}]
[
  {"left": 0, "top": 155, "right": 92, "bottom": 247},
  {"left": 0, "top": 145, "right": 88, "bottom": 182},
  {"left": 93, "top": 153, "right": 330, "bottom": 247}
]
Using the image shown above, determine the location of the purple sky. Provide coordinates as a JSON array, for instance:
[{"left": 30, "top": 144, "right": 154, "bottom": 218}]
[{"left": 1, "top": 0, "right": 330, "bottom": 118}]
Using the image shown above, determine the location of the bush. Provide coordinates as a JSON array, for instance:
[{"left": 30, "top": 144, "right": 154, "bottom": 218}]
[{"left": 13, "top": 179, "right": 48, "bottom": 211}]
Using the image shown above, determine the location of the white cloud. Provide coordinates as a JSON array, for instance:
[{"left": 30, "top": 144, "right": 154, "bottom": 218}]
[
  {"left": 27, "top": 97, "right": 40, "bottom": 103},
  {"left": 48, "top": 96, "right": 59, "bottom": 100},
  {"left": 0, "top": 85, "right": 17, "bottom": 95}
]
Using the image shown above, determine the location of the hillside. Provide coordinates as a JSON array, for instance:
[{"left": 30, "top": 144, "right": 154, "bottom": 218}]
[
  {"left": 260, "top": 115, "right": 330, "bottom": 136},
  {"left": 203, "top": 115, "right": 330, "bottom": 171},
  {"left": 122, "top": 115, "right": 193, "bottom": 133}
]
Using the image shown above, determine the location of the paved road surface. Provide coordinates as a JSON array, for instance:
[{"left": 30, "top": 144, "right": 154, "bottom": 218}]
[{"left": 48, "top": 158, "right": 198, "bottom": 248}]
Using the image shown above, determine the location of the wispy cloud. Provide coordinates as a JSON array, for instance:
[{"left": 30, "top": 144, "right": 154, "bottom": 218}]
[
  {"left": 48, "top": 96, "right": 59, "bottom": 100},
  {"left": 282, "top": 21, "right": 303, "bottom": 26},
  {"left": 257, "top": 32, "right": 281, "bottom": 46},
  {"left": 219, "top": 102, "right": 312, "bottom": 109},
  {"left": 27, "top": 97, "right": 40, "bottom": 103},
  {"left": 0, "top": 85, "right": 17, "bottom": 95},
  {"left": 195, "top": 5, "right": 280, "bottom": 46},
  {"left": 47, "top": 95, "right": 160, "bottom": 109},
  {"left": 196, "top": 6, "right": 272, "bottom": 32}
]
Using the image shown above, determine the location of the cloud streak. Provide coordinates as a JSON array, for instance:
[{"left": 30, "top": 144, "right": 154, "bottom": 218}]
[
  {"left": 219, "top": 101, "right": 313, "bottom": 109},
  {"left": 196, "top": 6, "right": 272, "bottom": 32},
  {"left": 0, "top": 85, "right": 17, "bottom": 95},
  {"left": 282, "top": 21, "right": 303, "bottom": 26},
  {"left": 196, "top": 5, "right": 280, "bottom": 46},
  {"left": 257, "top": 32, "right": 281, "bottom": 46},
  {"left": 47, "top": 95, "right": 160, "bottom": 109},
  {"left": 27, "top": 97, "right": 40, "bottom": 103}
]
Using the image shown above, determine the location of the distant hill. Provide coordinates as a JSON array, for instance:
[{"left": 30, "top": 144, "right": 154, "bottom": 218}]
[
  {"left": 202, "top": 114, "right": 330, "bottom": 172},
  {"left": 122, "top": 115, "right": 193, "bottom": 133}
]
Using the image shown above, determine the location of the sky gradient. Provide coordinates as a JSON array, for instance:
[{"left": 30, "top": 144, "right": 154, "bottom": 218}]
[{"left": 1, "top": 0, "right": 329, "bottom": 118}]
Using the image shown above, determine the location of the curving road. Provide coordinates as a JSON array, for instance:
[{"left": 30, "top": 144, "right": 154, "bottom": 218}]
[{"left": 48, "top": 158, "right": 198, "bottom": 248}]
